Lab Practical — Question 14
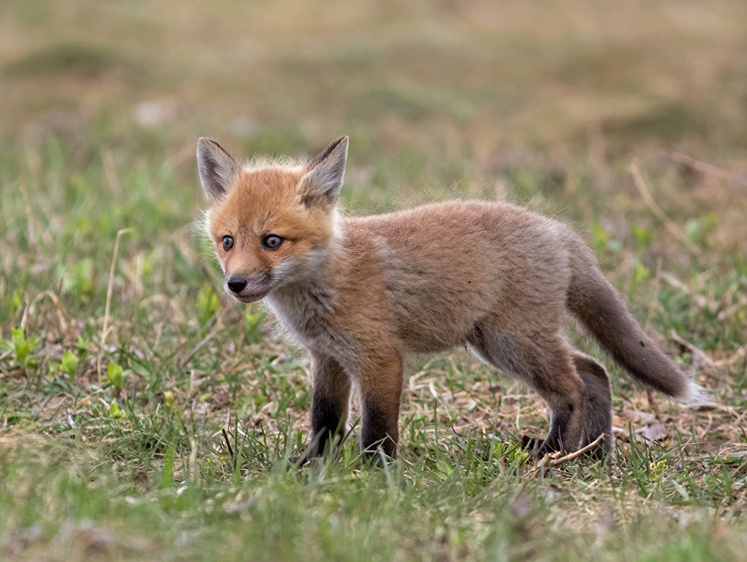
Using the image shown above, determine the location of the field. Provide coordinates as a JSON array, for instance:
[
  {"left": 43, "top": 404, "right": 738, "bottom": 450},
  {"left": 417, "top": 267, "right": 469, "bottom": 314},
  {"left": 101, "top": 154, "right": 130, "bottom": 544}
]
[{"left": 1, "top": 0, "right": 746, "bottom": 560}]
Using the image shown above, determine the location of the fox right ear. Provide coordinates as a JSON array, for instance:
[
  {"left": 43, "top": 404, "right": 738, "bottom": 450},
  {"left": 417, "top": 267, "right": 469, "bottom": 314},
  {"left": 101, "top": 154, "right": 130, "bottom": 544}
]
[
  {"left": 300, "top": 136, "right": 348, "bottom": 208},
  {"left": 197, "top": 137, "right": 241, "bottom": 204}
]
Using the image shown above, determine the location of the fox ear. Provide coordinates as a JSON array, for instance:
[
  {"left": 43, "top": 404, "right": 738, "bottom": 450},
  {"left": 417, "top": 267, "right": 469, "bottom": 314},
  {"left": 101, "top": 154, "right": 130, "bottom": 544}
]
[
  {"left": 300, "top": 136, "right": 348, "bottom": 207},
  {"left": 197, "top": 137, "right": 241, "bottom": 204}
]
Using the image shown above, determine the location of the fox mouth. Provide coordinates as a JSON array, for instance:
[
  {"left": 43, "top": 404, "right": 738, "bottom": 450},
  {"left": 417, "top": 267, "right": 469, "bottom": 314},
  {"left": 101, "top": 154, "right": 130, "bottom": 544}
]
[
  {"left": 232, "top": 290, "right": 270, "bottom": 303},
  {"left": 224, "top": 273, "right": 275, "bottom": 303}
]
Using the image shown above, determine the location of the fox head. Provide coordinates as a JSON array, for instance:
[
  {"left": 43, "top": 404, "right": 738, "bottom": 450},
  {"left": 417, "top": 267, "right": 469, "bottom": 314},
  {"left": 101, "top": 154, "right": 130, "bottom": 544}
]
[{"left": 197, "top": 136, "right": 348, "bottom": 303}]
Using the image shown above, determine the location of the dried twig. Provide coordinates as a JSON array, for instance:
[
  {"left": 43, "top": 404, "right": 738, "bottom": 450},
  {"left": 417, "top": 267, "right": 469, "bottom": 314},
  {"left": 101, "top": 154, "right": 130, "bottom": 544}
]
[
  {"left": 670, "top": 152, "right": 747, "bottom": 193},
  {"left": 101, "top": 149, "right": 123, "bottom": 199},
  {"left": 670, "top": 330, "right": 713, "bottom": 366},
  {"left": 658, "top": 272, "right": 714, "bottom": 309},
  {"left": 28, "top": 290, "right": 68, "bottom": 333},
  {"left": 711, "top": 344, "right": 747, "bottom": 369},
  {"left": 221, "top": 427, "right": 234, "bottom": 460},
  {"left": 548, "top": 434, "right": 606, "bottom": 466},
  {"left": 646, "top": 389, "right": 662, "bottom": 422},
  {"left": 630, "top": 161, "right": 701, "bottom": 256},
  {"left": 528, "top": 433, "right": 607, "bottom": 476},
  {"left": 98, "top": 228, "right": 133, "bottom": 382},
  {"left": 670, "top": 330, "right": 747, "bottom": 373}
]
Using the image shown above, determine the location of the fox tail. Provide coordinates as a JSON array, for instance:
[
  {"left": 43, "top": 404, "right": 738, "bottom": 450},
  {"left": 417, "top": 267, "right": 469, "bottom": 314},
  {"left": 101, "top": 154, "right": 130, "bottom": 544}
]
[{"left": 566, "top": 238, "right": 706, "bottom": 404}]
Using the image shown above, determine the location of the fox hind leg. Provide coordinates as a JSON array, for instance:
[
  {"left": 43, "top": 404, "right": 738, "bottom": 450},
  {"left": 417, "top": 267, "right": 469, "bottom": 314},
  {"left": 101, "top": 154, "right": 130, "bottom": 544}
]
[
  {"left": 572, "top": 351, "right": 614, "bottom": 458},
  {"left": 468, "top": 326, "right": 587, "bottom": 455}
]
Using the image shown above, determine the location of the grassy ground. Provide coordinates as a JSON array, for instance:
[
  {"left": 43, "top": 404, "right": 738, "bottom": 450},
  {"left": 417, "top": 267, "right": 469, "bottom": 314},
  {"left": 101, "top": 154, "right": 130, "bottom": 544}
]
[{"left": 1, "top": 0, "right": 746, "bottom": 560}]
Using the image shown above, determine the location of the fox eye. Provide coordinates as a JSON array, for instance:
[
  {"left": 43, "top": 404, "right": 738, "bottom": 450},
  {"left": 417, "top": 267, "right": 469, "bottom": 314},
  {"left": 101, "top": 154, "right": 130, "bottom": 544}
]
[
  {"left": 222, "top": 236, "right": 234, "bottom": 251},
  {"left": 262, "top": 234, "right": 284, "bottom": 250}
]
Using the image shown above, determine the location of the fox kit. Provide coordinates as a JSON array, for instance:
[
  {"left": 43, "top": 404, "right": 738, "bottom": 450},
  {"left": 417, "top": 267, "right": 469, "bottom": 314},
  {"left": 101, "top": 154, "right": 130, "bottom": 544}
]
[{"left": 197, "top": 136, "right": 702, "bottom": 461}]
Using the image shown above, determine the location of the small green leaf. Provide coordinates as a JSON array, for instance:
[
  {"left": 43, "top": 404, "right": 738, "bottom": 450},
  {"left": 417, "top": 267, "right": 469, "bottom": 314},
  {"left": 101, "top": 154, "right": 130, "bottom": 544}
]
[
  {"left": 108, "top": 402, "right": 125, "bottom": 418},
  {"left": 633, "top": 262, "right": 650, "bottom": 285},
  {"left": 62, "top": 258, "right": 94, "bottom": 297},
  {"left": 631, "top": 224, "right": 652, "bottom": 251},
  {"left": 590, "top": 223, "right": 608, "bottom": 250},
  {"left": 672, "top": 480, "right": 690, "bottom": 502},
  {"left": 508, "top": 448, "right": 529, "bottom": 466},
  {"left": 197, "top": 285, "right": 220, "bottom": 326},
  {"left": 11, "top": 289, "right": 22, "bottom": 312},
  {"left": 11, "top": 327, "right": 40, "bottom": 367},
  {"left": 685, "top": 218, "right": 703, "bottom": 245},
  {"left": 77, "top": 335, "right": 90, "bottom": 353},
  {"left": 61, "top": 351, "right": 78, "bottom": 378},
  {"left": 436, "top": 459, "right": 454, "bottom": 478},
  {"left": 107, "top": 362, "right": 124, "bottom": 390}
]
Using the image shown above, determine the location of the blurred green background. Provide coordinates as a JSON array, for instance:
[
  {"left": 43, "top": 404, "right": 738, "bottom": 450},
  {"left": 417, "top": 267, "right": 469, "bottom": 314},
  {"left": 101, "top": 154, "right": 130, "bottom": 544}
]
[
  {"left": 3, "top": 0, "right": 746, "bottom": 181},
  {"left": 1, "top": 1, "right": 746, "bottom": 560}
]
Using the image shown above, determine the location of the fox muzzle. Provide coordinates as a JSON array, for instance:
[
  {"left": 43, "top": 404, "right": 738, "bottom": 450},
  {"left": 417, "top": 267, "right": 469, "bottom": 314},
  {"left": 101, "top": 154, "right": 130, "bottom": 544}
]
[{"left": 224, "top": 273, "right": 273, "bottom": 302}]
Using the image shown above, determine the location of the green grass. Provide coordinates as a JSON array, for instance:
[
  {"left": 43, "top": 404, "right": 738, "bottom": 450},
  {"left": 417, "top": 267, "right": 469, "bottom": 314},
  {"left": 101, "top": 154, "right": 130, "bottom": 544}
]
[{"left": 1, "top": 0, "right": 746, "bottom": 560}]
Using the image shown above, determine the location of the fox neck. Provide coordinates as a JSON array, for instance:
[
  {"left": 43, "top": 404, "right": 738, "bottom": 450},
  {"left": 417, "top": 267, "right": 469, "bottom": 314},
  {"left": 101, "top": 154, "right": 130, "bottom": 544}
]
[{"left": 264, "top": 228, "right": 347, "bottom": 340}]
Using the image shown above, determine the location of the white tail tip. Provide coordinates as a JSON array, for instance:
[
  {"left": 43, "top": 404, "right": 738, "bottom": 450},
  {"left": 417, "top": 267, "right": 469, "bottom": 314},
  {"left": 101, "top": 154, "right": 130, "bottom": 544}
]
[{"left": 684, "top": 380, "right": 710, "bottom": 405}]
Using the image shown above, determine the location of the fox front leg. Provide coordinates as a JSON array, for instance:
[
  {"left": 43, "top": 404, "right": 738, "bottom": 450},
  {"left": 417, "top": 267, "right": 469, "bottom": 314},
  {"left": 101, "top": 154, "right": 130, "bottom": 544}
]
[
  {"left": 358, "top": 355, "right": 404, "bottom": 462},
  {"left": 296, "top": 354, "right": 351, "bottom": 463}
]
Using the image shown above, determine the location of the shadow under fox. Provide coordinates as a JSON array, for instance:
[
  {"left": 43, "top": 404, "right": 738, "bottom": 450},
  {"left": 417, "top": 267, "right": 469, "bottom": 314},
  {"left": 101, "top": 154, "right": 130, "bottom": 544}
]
[{"left": 197, "top": 136, "right": 702, "bottom": 461}]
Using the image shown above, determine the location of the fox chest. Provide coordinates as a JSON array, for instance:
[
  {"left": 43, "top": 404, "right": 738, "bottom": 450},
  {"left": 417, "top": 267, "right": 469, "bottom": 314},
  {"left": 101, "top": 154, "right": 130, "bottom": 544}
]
[{"left": 265, "top": 290, "right": 359, "bottom": 371}]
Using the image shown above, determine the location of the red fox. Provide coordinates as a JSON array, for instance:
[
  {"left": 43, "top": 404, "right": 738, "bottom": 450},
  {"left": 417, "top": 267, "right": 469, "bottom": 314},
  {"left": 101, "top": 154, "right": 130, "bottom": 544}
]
[{"left": 197, "top": 136, "right": 703, "bottom": 461}]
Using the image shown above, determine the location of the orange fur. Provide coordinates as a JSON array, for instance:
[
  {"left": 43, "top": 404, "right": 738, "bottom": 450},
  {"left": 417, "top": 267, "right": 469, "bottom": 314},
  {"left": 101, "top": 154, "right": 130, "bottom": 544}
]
[{"left": 197, "top": 136, "right": 699, "bottom": 462}]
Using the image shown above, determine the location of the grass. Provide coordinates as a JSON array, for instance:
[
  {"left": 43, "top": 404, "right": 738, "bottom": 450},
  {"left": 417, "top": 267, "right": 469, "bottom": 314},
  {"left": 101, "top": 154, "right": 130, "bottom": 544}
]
[{"left": 1, "top": 0, "right": 746, "bottom": 560}]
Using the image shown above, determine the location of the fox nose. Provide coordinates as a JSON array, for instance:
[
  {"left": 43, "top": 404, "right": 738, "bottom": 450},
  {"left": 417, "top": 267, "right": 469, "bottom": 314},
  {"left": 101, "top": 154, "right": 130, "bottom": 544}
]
[{"left": 227, "top": 277, "right": 248, "bottom": 294}]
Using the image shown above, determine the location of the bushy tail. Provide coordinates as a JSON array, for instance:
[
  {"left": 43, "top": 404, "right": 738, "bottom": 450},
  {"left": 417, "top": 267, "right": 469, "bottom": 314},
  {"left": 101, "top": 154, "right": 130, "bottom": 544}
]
[{"left": 566, "top": 239, "right": 704, "bottom": 403}]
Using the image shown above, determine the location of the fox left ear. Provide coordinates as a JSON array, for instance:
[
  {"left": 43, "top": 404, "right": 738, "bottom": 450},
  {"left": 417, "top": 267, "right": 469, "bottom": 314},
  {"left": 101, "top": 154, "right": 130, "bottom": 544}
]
[
  {"left": 300, "top": 136, "right": 349, "bottom": 207},
  {"left": 197, "top": 137, "right": 241, "bottom": 204}
]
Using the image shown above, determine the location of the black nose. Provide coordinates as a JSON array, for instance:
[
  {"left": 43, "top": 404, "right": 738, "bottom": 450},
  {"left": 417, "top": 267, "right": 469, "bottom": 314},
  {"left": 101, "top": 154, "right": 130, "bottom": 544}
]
[{"left": 227, "top": 277, "right": 248, "bottom": 294}]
